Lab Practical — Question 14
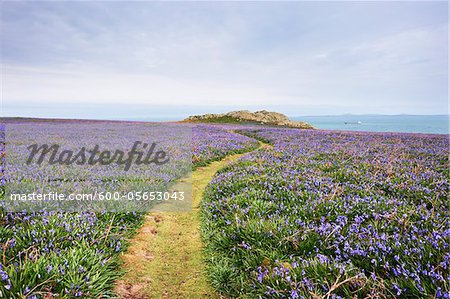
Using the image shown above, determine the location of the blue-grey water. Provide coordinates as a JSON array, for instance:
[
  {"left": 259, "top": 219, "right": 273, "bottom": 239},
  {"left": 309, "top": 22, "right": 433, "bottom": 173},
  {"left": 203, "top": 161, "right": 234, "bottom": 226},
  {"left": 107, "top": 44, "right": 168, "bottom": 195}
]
[{"left": 292, "top": 115, "right": 449, "bottom": 134}]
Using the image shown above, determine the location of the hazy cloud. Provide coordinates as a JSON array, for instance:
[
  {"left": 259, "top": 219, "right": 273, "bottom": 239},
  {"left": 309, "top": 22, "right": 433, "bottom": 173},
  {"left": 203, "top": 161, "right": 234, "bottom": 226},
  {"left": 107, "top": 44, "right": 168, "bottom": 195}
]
[{"left": 1, "top": 1, "right": 447, "bottom": 116}]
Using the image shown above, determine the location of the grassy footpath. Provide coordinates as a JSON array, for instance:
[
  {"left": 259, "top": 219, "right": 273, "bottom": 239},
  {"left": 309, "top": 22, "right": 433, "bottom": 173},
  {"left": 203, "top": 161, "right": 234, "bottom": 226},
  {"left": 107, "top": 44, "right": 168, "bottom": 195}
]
[{"left": 115, "top": 149, "right": 261, "bottom": 298}]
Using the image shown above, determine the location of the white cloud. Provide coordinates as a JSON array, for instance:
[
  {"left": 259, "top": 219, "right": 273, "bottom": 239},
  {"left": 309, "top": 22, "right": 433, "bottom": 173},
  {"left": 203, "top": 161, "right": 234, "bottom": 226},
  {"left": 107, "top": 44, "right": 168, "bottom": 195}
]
[
  {"left": 3, "top": 65, "right": 303, "bottom": 106},
  {"left": 1, "top": 1, "right": 447, "bottom": 115}
]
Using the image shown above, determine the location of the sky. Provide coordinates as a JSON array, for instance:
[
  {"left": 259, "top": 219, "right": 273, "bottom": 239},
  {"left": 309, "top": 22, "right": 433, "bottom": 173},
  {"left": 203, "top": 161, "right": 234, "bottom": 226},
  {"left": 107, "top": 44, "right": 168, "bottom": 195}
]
[{"left": 1, "top": 1, "right": 448, "bottom": 119}]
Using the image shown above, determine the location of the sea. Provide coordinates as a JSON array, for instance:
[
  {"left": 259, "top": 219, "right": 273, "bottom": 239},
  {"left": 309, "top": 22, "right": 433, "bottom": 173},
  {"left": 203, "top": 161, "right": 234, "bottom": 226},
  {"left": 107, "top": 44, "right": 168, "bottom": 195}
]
[{"left": 291, "top": 115, "right": 449, "bottom": 135}]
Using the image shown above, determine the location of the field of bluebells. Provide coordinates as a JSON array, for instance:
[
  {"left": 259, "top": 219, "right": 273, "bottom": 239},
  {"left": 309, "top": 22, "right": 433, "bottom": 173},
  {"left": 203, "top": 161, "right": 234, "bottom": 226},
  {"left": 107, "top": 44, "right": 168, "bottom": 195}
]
[
  {"left": 201, "top": 128, "right": 449, "bottom": 298},
  {"left": 192, "top": 125, "right": 259, "bottom": 167},
  {"left": 0, "top": 120, "right": 257, "bottom": 298},
  {"left": 1, "top": 119, "right": 448, "bottom": 298},
  {"left": 4, "top": 121, "right": 194, "bottom": 213}
]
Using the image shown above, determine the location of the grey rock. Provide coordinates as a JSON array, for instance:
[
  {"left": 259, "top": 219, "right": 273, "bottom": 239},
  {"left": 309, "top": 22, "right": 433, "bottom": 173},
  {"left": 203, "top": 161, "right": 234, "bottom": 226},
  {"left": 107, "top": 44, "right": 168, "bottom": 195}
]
[{"left": 184, "top": 110, "right": 314, "bottom": 129}]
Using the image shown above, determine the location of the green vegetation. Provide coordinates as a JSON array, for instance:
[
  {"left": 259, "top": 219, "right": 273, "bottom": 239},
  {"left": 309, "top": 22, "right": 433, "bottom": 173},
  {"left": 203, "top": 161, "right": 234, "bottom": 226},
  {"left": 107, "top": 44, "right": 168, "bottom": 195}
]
[
  {"left": 0, "top": 122, "right": 258, "bottom": 298},
  {"left": 0, "top": 211, "right": 144, "bottom": 297},
  {"left": 190, "top": 115, "right": 246, "bottom": 124},
  {"left": 116, "top": 148, "right": 257, "bottom": 298},
  {"left": 201, "top": 128, "right": 449, "bottom": 298}
]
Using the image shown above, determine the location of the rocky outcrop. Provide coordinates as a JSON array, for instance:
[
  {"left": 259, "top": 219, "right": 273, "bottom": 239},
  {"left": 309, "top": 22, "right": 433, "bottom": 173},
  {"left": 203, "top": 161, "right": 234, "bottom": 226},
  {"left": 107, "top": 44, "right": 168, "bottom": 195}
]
[{"left": 184, "top": 110, "right": 314, "bottom": 129}]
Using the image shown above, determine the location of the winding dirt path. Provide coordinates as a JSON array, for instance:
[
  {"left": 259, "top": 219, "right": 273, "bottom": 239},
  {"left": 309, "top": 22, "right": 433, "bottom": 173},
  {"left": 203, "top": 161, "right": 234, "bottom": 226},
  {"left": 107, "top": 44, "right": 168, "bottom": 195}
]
[{"left": 115, "top": 147, "right": 262, "bottom": 298}]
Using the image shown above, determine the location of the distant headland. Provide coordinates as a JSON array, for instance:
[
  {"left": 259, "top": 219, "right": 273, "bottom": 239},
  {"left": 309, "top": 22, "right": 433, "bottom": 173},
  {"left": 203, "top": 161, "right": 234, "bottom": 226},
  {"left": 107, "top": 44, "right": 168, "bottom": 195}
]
[{"left": 183, "top": 110, "right": 315, "bottom": 129}]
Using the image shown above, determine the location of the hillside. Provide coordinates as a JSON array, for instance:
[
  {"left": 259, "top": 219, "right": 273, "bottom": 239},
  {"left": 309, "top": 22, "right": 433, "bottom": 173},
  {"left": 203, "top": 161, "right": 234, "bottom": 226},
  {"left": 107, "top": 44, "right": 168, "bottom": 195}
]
[{"left": 183, "top": 110, "right": 315, "bottom": 129}]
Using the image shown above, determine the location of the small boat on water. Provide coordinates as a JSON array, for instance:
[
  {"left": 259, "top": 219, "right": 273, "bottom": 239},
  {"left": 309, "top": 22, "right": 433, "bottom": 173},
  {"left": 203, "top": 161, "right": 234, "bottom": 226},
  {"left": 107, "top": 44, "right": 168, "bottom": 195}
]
[{"left": 344, "top": 121, "right": 362, "bottom": 125}]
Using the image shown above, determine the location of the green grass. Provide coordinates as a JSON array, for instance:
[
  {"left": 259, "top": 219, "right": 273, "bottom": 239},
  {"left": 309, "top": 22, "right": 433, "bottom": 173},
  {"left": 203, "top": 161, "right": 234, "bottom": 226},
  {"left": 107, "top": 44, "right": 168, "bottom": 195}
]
[
  {"left": 0, "top": 211, "right": 144, "bottom": 298},
  {"left": 116, "top": 145, "right": 262, "bottom": 298},
  {"left": 187, "top": 116, "right": 246, "bottom": 124}
]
